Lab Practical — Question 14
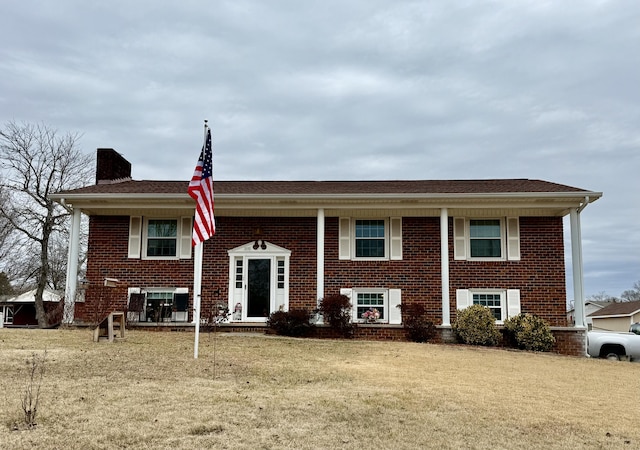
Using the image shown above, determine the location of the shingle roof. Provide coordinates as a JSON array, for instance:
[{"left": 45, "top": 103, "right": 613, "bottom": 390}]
[
  {"left": 588, "top": 301, "right": 614, "bottom": 307},
  {"left": 588, "top": 300, "right": 640, "bottom": 317},
  {"left": 57, "top": 178, "right": 593, "bottom": 196}
]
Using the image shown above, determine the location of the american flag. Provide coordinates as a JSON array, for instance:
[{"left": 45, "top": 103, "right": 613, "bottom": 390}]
[{"left": 188, "top": 126, "right": 215, "bottom": 246}]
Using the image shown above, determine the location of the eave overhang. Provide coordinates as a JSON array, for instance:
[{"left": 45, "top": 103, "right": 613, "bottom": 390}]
[{"left": 50, "top": 190, "right": 602, "bottom": 218}]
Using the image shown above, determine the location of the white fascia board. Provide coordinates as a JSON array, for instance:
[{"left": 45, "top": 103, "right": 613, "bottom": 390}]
[
  {"left": 213, "top": 191, "right": 603, "bottom": 201},
  {"left": 53, "top": 190, "right": 602, "bottom": 202},
  {"left": 52, "top": 190, "right": 602, "bottom": 214},
  {"left": 51, "top": 193, "right": 189, "bottom": 202},
  {"left": 54, "top": 194, "right": 193, "bottom": 211}
]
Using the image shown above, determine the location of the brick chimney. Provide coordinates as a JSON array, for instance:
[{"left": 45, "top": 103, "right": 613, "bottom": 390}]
[{"left": 96, "top": 148, "right": 132, "bottom": 184}]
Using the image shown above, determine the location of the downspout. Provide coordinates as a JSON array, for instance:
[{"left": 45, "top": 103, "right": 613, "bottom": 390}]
[{"left": 578, "top": 196, "right": 590, "bottom": 214}]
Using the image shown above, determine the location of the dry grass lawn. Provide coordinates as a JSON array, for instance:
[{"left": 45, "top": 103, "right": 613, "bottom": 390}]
[{"left": 0, "top": 328, "right": 638, "bottom": 449}]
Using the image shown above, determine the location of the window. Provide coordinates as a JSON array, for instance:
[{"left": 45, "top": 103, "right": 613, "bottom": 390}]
[
  {"left": 277, "top": 259, "right": 285, "bottom": 289},
  {"left": 146, "top": 291, "right": 174, "bottom": 322},
  {"left": 127, "top": 289, "right": 189, "bottom": 323},
  {"left": 473, "top": 292, "right": 503, "bottom": 320},
  {"left": 356, "top": 291, "right": 386, "bottom": 322},
  {"left": 341, "top": 288, "right": 403, "bottom": 324},
  {"left": 235, "top": 259, "right": 243, "bottom": 289},
  {"left": 453, "top": 217, "right": 519, "bottom": 261},
  {"left": 129, "top": 216, "right": 192, "bottom": 260},
  {"left": 355, "top": 220, "right": 385, "bottom": 257},
  {"left": 339, "top": 217, "right": 402, "bottom": 260},
  {"left": 456, "top": 289, "right": 521, "bottom": 323},
  {"left": 469, "top": 219, "right": 502, "bottom": 258},
  {"left": 147, "top": 219, "right": 178, "bottom": 257}
]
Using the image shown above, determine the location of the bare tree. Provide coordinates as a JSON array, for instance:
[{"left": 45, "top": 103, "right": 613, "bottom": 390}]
[
  {"left": 0, "top": 121, "right": 93, "bottom": 327},
  {"left": 48, "top": 232, "right": 70, "bottom": 291},
  {"left": 586, "top": 291, "right": 617, "bottom": 303},
  {"left": 620, "top": 281, "right": 640, "bottom": 302},
  {"left": 0, "top": 185, "right": 18, "bottom": 261},
  {"left": 0, "top": 271, "right": 13, "bottom": 296}
]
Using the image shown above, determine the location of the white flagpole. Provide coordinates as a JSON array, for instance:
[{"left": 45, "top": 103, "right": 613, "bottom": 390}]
[
  {"left": 193, "top": 120, "right": 209, "bottom": 359},
  {"left": 193, "top": 241, "right": 203, "bottom": 359}
]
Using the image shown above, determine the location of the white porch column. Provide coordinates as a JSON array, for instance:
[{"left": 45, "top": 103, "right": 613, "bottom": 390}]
[
  {"left": 570, "top": 207, "right": 585, "bottom": 328},
  {"left": 63, "top": 207, "right": 82, "bottom": 324},
  {"left": 440, "top": 208, "right": 450, "bottom": 326},
  {"left": 317, "top": 208, "right": 325, "bottom": 302}
]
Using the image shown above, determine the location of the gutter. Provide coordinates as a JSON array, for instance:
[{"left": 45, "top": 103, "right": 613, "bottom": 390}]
[
  {"left": 577, "top": 195, "right": 590, "bottom": 214},
  {"left": 50, "top": 191, "right": 603, "bottom": 203}
]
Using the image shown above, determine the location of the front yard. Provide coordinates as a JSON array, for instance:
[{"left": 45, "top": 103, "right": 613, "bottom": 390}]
[{"left": 1, "top": 328, "right": 638, "bottom": 449}]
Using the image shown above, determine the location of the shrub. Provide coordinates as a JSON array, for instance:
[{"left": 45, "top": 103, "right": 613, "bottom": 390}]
[
  {"left": 398, "top": 303, "right": 436, "bottom": 343},
  {"left": 317, "top": 294, "right": 355, "bottom": 338},
  {"left": 452, "top": 305, "right": 501, "bottom": 346},
  {"left": 503, "top": 313, "right": 555, "bottom": 352},
  {"left": 21, "top": 350, "right": 47, "bottom": 428},
  {"left": 267, "top": 309, "right": 315, "bottom": 337}
]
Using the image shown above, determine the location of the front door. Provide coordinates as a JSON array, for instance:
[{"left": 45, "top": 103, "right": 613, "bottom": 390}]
[
  {"left": 247, "top": 258, "right": 271, "bottom": 319},
  {"left": 227, "top": 241, "right": 291, "bottom": 322}
]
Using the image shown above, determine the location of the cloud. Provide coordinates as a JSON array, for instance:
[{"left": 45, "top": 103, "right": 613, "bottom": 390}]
[{"left": 1, "top": 0, "right": 638, "bottom": 295}]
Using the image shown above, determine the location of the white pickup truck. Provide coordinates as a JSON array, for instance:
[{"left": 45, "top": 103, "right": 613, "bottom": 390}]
[{"left": 587, "top": 330, "right": 640, "bottom": 361}]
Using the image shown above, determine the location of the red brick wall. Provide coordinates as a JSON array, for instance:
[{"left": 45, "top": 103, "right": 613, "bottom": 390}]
[
  {"left": 78, "top": 215, "right": 318, "bottom": 322},
  {"left": 324, "top": 216, "right": 567, "bottom": 326},
  {"left": 551, "top": 328, "right": 587, "bottom": 356},
  {"left": 324, "top": 217, "right": 443, "bottom": 322},
  {"left": 449, "top": 216, "right": 567, "bottom": 326},
  {"left": 76, "top": 216, "right": 195, "bottom": 323},
  {"left": 199, "top": 216, "right": 318, "bottom": 316},
  {"left": 79, "top": 215, "right": 568, "bottom": 327}
]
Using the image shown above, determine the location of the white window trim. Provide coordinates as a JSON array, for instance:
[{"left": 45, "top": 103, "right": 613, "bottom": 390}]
[
  {"left": 354, "top": 218, "right": 389, "bottom": 261},
  {"left": 472, "top": 290, "right": 505, "bottom": 322},
  {"left": 468, "top": 218, "right": 506, "bottom": 261},
  {"left": 455, "top": 288, "right": 521, "bottom": 324},
  {"left": 341, "top": 288, "right": 402, "bottom": 324},
  {"left": 352, "top": 288, "right": 389, "bottom": 323},
  {"left": 139, "top": 217, "right": 192, "bottom": 261},
  {"left": 454, "top": 217, "right": 520, "bottom": 261},
  {"left": 339, "top": 217, "right": 402, "bottom": 261}
]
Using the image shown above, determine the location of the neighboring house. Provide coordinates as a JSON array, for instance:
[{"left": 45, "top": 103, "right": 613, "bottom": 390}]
[
  {"left": 50, "top": 149, "right": 602, "bottom": 355},
  {"left": 567, "top": 300, "right": 612, "bottom": 329},
  {"left": 588, "top": 301, "right": 640, "bottom": 332},
  {"left": 0, "top": 288, "right": 62, "bottom": 326}
]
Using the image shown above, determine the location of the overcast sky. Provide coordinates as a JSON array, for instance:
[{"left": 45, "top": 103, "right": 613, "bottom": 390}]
[{"left": 1, "top": 1, "right": 638, "bottom": 299}]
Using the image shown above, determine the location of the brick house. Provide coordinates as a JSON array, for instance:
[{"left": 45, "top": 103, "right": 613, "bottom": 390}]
[{"left": 51, "top": 149, "right": 601, "bottom": 355}]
